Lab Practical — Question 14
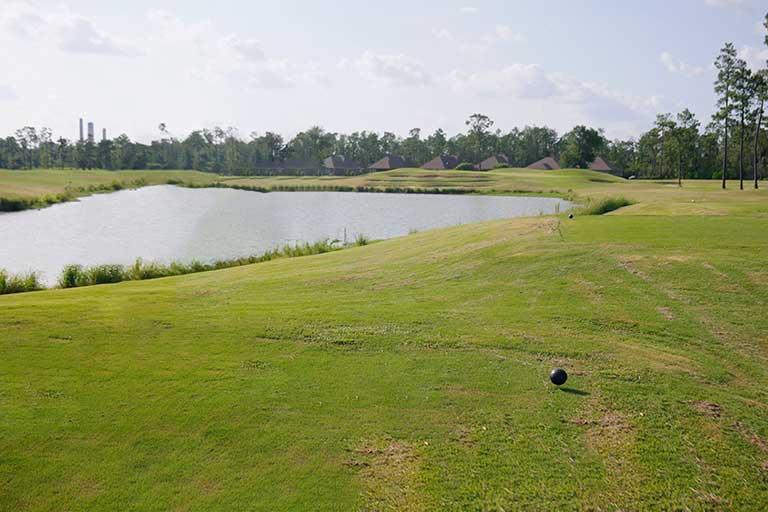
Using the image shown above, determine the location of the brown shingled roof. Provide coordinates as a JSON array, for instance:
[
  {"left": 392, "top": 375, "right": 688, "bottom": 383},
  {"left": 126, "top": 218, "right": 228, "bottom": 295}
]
[
  {"left": 526, "top": 157, "right": 560, "bottom": 170},
  {"left": 323, "top": 155, "right": 362, "bottom": 170},
  {"left": 421, "top": 155, "right": 459, "bottom": 170},
  {"left": 369, "top": 155, "right": 409, "bottom": 170},
  {"left": 477, "top": 155, "right": 509, "bottom": 170},
  {"left": 589, "top": 157, "right": 616, "bottom": 172}
]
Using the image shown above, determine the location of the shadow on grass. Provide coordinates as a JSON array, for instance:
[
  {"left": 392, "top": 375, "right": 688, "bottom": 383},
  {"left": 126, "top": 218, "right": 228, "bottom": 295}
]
[{"left": 559, "top": 387, "right": 590, "bottom": 396}]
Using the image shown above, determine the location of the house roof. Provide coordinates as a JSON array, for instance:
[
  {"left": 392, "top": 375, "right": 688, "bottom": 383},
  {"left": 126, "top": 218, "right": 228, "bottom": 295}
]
[
  {"left": 369, "top": 155, "right": 408, "bottom": 170},
  {"left": 477, "top": 155, "right": 509, "bottom": 170},
  {"left": 526, "top": 157, "right": 560, "bottom": 170},
  {"left": 589, "top": 157, "right": 618, "bottom": 172},
  {"left": 421, "top": 155, "right": 459, "bottom": 170},
  {"left": 323, "top": 155, "right": 362, "bottom": 169}
]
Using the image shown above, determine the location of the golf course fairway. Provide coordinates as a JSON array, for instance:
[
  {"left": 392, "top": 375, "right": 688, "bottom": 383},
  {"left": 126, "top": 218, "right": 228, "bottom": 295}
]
[{"left": 1, "top": 169, "right": 767, "bottom": 510}]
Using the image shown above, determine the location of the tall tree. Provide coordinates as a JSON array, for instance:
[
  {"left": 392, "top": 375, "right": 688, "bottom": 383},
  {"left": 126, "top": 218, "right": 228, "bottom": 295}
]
[
  {"left": 733, "top": 58, "right": 752, "bottom": 189},
  {"left": 714, "top": 42, "right": 738, "bottom": 189},
  {"left": 558, "top": 126, "right": 606, "bottom": 168},
  {"left": 753, "top": 70, "right": 767, "bottom": 189},
  {"left": 465, "top": 113, "right": 494, "bottom": 163},
  {"left": 672, "top": 109, "right": 700, "bottom": 186}
]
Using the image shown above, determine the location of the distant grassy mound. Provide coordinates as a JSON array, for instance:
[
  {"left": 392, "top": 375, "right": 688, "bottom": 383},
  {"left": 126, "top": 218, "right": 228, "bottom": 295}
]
[
  {"left": 0, "top": 169, "right": 222, "bottom": 209},
  {"left": 1, "top": 178, "right": 768, "bottom": 509}
]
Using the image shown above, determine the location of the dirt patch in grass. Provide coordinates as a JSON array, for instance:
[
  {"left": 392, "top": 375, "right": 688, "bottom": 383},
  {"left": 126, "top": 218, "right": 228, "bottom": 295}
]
[
  {"left": 691, "top": 489, "right": 730, "bottom": 507},
  {"left": 579, "top": 408, "right": 643, "bottom": 506},
  {"left": 617, "top": 257, "right": 649, "bottom": 281},
  {"left": 692, "top": 401, "right": 722, "bottom": 418},
  {"left": 346, "top": 440, "right": 428, "bottom": 511},
  {"left": 586, "top": 412, "right": 633, "bottom": 447},
  {"left": 657, "top": 306, "right": 674, "bottom": 321},
  {"left": 702, "top": 262, "right": 727, "bottom": 278},
  {"left": 733, "top": 421, "right": 768, "bottom": 453},
  {"left": 747, "top": 271, "right": 768, "bottom": 286}
]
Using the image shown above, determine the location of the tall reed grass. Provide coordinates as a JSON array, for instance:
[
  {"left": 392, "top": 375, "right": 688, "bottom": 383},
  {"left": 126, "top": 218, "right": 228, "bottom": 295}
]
[
  {"left": 56, "top": 237, "right": 370, "bottom": 290},
  {"left": 577, "top": 196, "right": 634, "bottom": 215}
]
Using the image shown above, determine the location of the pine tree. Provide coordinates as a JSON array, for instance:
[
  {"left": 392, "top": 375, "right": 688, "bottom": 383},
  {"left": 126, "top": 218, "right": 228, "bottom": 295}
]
[{"left": 714, "top": 43, "right": 738, "bottom": 189}]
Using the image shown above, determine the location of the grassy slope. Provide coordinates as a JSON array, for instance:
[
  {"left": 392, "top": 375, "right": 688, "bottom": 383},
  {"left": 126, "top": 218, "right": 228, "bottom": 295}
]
[
  {"left": 1, "top": 171, "right": 768, "bottom": 509},
  {"left": 0, "top": 169, "right": 222, "bottom": 200}
]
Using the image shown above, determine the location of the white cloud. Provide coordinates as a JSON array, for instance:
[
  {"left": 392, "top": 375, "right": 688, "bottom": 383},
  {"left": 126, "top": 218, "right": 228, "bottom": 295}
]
[
  {"left": 552, "top": 74, "right": 663, "bottom": 122},
  {"left": 738, "top": 45, "right": 768, "bottom": 71},
  {"left": 353, "top": 52, "right": 431, "bottom": 87},
  {"left": 432, "top": 28, "right": 454, "bottom": 41},
  {"left": 219, "top": 35, "right": 266, "bottom": 62},
  {"left": 0, "top": 85, "right": 17, "bottom": 100},
  {"left": 0, "top": 1, "right": 141, "bottom": 56},
  {"left": 493, "top": 24, "right": 524, "bottom": 43},
  {"left": 58, "top": 16, "right": 141, "bottom": 56},
  {"left": 146, "top": 10, "right": 325, "bottom": 90},
  {"left": 660, "top": 51, "right": 705, "bottom": 76},
  {"left": 460, "top": 6, "right": 479, "bottom": 14},
  {"left": 704, "top": 0, "right": 744, "bottom": 7},
  {"left": 703, "top": 0, "right": 756, "bottom": 13},
  {"left": 450, "top": 64, "right": 558, "bottom": 98},
  {"left": 450, "top": 63, "right": 662, "bottom": 125}
]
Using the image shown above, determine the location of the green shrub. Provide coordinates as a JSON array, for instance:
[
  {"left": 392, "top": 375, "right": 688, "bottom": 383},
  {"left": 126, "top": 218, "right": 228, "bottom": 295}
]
[
  {"left": 0, "top": 269, "right": 43, "bottom": 294},
  {"left": 0, "top": 197, "right": 31, "bottom": 211},
  {"left": 58, "top": 265, "right": 85, "bottom": 288},
  {"left": 85, "top": 264, "right": 126, "bottom": 285},
  {"left": 354, "top": 234, "right": 369, "bottom": 246},
  {"left": 455, "top": 163, "right": 476, "bottom": 171}
]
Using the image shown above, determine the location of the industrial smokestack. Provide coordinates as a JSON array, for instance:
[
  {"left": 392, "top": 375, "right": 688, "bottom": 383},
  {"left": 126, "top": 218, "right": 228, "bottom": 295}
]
[
  {"left": 87, "top": 122, "right": 94, "bottom": 142},
  {"left": 79, "top": 118, "right": 84, "bottom": 142}
]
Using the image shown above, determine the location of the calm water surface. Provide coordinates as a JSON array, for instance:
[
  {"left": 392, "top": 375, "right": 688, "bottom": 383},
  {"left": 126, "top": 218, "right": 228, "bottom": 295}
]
[{"left": 0, "top": 186, "right": 572, "bottom": 285}]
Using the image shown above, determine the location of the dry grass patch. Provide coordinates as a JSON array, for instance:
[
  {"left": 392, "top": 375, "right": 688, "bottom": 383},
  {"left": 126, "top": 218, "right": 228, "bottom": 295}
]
[{"left": 346, "top": 439, "right": 429, "bottom": 511}]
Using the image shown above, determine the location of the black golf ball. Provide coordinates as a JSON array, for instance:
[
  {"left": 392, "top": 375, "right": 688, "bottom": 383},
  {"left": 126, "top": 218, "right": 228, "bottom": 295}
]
[
  {"left": 550, "top": 368, "right": 568, "bottom": 386},
  {"left": 568, "top": 213, "right": 574, "bottom": 219}
]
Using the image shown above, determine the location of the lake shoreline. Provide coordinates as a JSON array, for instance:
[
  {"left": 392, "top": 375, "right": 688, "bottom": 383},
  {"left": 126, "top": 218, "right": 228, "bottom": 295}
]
[
  {"left": 0, "top": 186, "right": 573, "bottom": 286},
  {"left": 0, "top": 178, "right": 572, "bottom": 213}
]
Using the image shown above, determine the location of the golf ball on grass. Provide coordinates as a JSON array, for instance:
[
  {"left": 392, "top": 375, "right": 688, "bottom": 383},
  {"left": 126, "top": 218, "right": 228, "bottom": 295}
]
[{"left": 550, "top": 368, "right": 568, "bottom": 386}]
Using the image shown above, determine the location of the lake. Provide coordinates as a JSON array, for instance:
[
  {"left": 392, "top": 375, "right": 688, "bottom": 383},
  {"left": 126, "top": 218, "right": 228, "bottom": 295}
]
[{"left": 0, "top": 186, "right": 572, "bottom": 285}]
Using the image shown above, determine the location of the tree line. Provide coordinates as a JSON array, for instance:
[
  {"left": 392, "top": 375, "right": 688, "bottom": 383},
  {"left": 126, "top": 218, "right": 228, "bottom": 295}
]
[{"left": 1, "top": 13, "right": 766, "bottom": 184}]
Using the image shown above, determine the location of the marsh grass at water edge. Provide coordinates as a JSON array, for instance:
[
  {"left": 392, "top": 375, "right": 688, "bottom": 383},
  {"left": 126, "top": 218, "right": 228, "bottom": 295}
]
[{"left": 51, "top": 238, "right": 369, "bottom": 291}]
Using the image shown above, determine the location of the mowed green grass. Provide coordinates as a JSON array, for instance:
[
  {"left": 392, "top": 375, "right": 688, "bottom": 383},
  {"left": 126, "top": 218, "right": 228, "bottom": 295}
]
[
  {"left": 2, "top": 173, "right": 768, "bottom": 509},
  {"left": 0, "top": 169, "right": 222, "bottom": 199}
]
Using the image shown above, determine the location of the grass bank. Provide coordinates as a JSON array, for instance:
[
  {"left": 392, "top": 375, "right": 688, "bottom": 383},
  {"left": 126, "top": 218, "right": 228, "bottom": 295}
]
[
  {"left": 0, "top": 239, "right": 369, "bottom": 294},
  {"left": 0, "top": 169, "right": 223, "bottom": 211},
  {"left": 0, "top": 176, "right": 767, "bottom": 509},
  {"left": 55, "top": 239, "right": 365, "bottom": 289}
]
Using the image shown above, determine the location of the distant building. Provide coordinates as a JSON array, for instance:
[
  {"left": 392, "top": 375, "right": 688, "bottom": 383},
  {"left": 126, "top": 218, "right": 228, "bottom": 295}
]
[
  {"left": 323, "top": 155, "right": 362, "bottom": 173},
  {"left": 87, "top": 122, "right": 94, "bottom": 142},
  {"left": 527, "top": 157, "right": 560, "bottom": 170},
  {"left": 79, "top": 118, "right": 84, "bottom": 142},
  {"left": 102, "top": 128, "right": 107, "bottom": 141},
  {"left": 477, "top": 155, "right": 509, "bottom": 170},
  {"left": 368, "top": 155, "right": 409, "bottom": 171},
  {"left": 588, "top": 157, "right": 623, "bottom": 177},
  {"left": 421, "top": 155, "right": 459, "bottom": 170}
]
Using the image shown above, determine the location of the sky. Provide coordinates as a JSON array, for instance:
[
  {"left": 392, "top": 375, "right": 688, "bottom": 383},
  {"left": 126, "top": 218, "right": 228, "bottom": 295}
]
[{"left": 0, "top": 0, "right": 767, "bottom": 143}]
